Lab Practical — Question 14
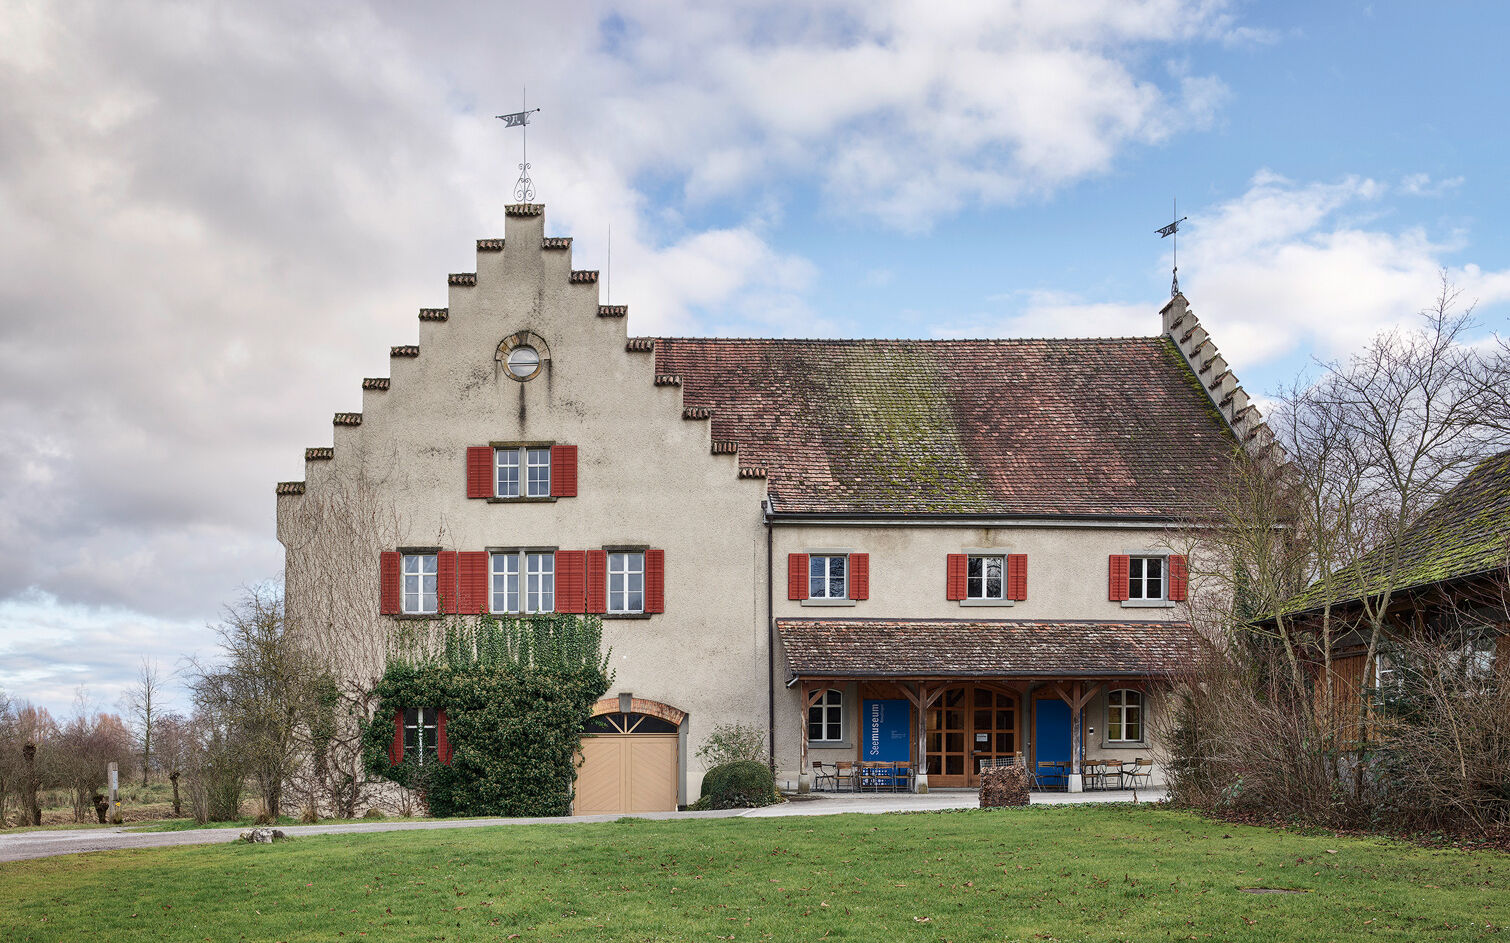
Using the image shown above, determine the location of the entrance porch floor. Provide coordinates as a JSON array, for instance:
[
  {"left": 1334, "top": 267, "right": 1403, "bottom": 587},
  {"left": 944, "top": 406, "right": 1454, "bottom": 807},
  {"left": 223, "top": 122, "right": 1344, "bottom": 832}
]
[{"left": 748, "top": 787, "right": 1166, "bottom": 817}]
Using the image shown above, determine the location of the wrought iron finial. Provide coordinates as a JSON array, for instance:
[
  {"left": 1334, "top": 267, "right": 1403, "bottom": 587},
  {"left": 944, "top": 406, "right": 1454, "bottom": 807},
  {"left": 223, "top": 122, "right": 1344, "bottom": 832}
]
[
  {"left": 496, "top": 89, "right": 542, "bottom": 203},
  {"left": 1156, "top": 199, "right": 1188, "bottom": 297}
]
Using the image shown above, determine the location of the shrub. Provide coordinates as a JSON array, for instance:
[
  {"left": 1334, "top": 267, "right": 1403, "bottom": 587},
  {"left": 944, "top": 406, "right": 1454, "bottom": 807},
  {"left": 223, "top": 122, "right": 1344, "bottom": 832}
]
[
  {"left": 695, "top": 760, "right": 778, "bottom": 810},
  {"left": 694, "top": 723, "right": 767, "bottom": 771},
  {"left": 362, "top": 807, "right": 386, "bottom": 820}
]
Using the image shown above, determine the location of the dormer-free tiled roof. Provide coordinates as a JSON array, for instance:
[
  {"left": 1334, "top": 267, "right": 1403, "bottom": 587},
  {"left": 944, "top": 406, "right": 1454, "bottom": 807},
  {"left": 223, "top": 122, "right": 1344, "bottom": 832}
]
[{"left": 653, "top": 336, "right": 1236, "bottom": 517}]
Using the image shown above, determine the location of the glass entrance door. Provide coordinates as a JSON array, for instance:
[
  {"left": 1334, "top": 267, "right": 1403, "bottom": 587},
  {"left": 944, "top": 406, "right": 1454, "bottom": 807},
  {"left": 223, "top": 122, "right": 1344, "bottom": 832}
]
[{"left": 926, "top": 685, "right": 1019, "bottom": 787}]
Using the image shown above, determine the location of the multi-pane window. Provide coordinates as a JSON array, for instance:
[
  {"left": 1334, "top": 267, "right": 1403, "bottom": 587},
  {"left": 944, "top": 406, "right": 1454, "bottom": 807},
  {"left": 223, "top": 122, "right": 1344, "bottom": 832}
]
[
  {"left": 489, "top": 551, "right": 555, "bottom": 613},
  {"left": 403, "top": 707, "right": 439, "bottom": 764},
  {"left": 808, "top": 688, "right": 844, "bottom": 742},
  {"left": 1127, "top": 556, "right": 1165, "bottom": 600},
  {"left": 608, "top": 552, "right": 645, "bottom": 614},
  {"left": 808, "top": 555, "right": 848, "bottom": 599},
  {"left": 967, "top": 555, "right": 1006, "bottom": 600},
  {"left": 1106, "top": 689, "right": 1143, "bottom": 742},
  {"left": 495, "top": 447, "right": 551, "bottom": 498},
  {"left": 401, "top": 553, "right": 438, "bottom": 614}
]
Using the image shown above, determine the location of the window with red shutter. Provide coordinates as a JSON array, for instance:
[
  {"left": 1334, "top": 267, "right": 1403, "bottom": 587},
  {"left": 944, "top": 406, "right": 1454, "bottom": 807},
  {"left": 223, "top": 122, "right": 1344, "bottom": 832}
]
[
  {"left": 379, "top": 551, "right": 401, "bottom": 615},
  {"left": 1007, "top": 553, "right": 1028, "bottom": 601},
  {"left": 946, "top": 554, "right": 967, "bottom": 601},
  {"left": 389, "top": 709, "right": 404, "bottom": 765},
  {"left": 466, "top": 446, "right": 494, "bottom": 498},
  {"left": 436, "top": 551, "right": 459, "bottom": 614},
  {"left": 555, "top": 551, "right": 586, "bottom": 614},
  {"left": 848, "top": 553, "right": 869, "bottom": 600},
  {"left": 436, "top": 709, "right": 452, "bottom": 765},
  {"left": 585, "top": 550, "right": 607, "bottom": 614},
  {"left": 1108, "top": 555, "right": 1131, "bottom": 602},
  {"left": 787, "top": 553, "right": 809, "bottom": 600},
  {"left": 457, "top": 552, "right": 488, "bottom": 614},
  {"left": 1168, "top": 554, "right": 1189, "bottom": 601},
  {"left": 550, "top": 445, "right": 577, "bottom": 497},
  {"left": 644, "top": 549, "right": 665, "bottom": 613}
]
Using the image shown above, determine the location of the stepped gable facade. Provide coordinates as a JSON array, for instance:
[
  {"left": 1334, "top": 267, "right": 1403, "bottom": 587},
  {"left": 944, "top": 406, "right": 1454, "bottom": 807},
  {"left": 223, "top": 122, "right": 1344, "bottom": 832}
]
[{"left": 277, "top": 204, "right": 1264, "bottom": 812}]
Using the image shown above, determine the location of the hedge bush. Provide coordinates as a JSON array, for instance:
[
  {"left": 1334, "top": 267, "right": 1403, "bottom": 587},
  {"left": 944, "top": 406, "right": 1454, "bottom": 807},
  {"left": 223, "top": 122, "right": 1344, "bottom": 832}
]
[
  {"left": 695, "top": 760, "right": 779, "bottom": 810},
  {"left": 363, "top": 614, "right": 611, "bottom": 818}
]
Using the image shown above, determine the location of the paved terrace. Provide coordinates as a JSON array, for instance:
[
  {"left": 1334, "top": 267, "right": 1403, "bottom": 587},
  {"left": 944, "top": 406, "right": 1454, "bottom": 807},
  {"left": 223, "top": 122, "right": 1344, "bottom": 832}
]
[{"left": 0, "top": 789, "right": 1164, "bottom": 863}]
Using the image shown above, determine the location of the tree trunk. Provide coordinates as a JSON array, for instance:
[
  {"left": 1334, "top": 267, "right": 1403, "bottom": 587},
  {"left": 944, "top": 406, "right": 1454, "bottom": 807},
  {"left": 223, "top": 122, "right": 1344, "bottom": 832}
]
[
  {"left": 22, "top": 742, "right": 42, "bottom": 827},
  {"left": 170, "top": 770, "right": 181, "bottom": 817}
]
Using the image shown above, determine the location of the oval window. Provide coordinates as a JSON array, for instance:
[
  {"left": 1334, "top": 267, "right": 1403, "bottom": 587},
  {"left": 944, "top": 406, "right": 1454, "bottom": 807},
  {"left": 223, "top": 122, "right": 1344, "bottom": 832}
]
[{"left": 505, "top": 344, "right": 541, "bottom": 380}]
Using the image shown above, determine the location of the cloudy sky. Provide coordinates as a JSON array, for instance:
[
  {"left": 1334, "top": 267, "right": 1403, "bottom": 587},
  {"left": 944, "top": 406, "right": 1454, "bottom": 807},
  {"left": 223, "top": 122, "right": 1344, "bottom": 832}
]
[{"left": 3, "top": 0, "right": 1509, "bottom": 715}]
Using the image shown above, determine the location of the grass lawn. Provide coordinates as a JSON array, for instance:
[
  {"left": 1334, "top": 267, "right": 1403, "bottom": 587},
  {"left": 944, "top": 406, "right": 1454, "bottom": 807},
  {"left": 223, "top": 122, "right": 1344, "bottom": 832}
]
[{"left": 0, "top": 804, "right": 1503, "bottom": 942}]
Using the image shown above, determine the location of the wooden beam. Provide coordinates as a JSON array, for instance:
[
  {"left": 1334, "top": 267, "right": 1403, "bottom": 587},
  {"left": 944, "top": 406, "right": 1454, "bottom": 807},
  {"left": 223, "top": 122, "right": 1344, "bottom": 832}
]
[{"left": 913, "top": 682, "right": 929, "bottom": 793}]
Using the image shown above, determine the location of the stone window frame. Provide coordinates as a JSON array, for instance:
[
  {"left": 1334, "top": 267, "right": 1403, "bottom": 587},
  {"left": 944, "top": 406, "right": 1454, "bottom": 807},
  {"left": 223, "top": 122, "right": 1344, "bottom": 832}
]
[
  {"left": 807, "top": 687, "right": 848, "bottom": 744},
  {"left": 959, "top": 548, "right": 1016, "bottom": 608},
  {"left": 400, "top": 552, "right": 438, "bottom": 615},
  {"left": 487, "top": 548, "right": 558, "bottom": 614},
  {"left": 1122, "top": 551, "right": 1175, "bottom": 609},
  {"left": 801, "top": 549, "right": 855, "bottom": 607},
  {"left": 1103, "top": 689, "right": 1146, "bottom": 745}
]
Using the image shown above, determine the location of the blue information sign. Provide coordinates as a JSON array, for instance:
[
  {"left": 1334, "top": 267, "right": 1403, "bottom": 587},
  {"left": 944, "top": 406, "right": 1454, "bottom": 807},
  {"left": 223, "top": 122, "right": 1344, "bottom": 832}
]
[{"left": 862, "top": 699, "right": 911, "bottom": 761}]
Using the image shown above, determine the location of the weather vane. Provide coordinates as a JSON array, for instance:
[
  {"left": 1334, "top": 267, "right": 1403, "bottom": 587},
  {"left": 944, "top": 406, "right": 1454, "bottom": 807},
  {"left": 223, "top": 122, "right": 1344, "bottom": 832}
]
[
  {"left": 1155, "top": 199, "right": 1188, "bottom": 297},
  {"left": 496, "top": 89, "right": 541, "bottom": 202}
]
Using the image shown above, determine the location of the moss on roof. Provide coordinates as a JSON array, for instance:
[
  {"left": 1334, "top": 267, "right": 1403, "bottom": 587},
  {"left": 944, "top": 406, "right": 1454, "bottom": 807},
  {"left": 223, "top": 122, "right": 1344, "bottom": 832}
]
[{"left": 1283, "top": 449, "right": 1510, "bottom": 614}]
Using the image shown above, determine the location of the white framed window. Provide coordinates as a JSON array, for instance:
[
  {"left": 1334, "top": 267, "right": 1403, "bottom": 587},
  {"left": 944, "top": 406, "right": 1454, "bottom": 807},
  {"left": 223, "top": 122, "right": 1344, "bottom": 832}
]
[
  {"left": 489, "top": 551, "right": 554, "bottom": 613},
  {"left": 808, "top": 688, "right": 844, "bottom": 743},
  {"left": 608, "top": 552, "right": 645, "bottom": 614},
  {"left": 495, "top": 447, "right": 551, "bottom": 498},
  {"left": 403, "top": 707, "right": 439, "bottom": 764},
  {"left": 1127, "top": 556, "right": 1165, "bottom": 601},
  {"left": 1106, "top": 689, "right": 1144, "bottom": 743},
  {"left": 809, "top": 554, "right": 848, "bottom": 599},
  {"left": 401, "top": 553, "right": 438, "bottom": 614},
  {"left": 967, "top": 555, "right": 1006, "bottom": 600}
]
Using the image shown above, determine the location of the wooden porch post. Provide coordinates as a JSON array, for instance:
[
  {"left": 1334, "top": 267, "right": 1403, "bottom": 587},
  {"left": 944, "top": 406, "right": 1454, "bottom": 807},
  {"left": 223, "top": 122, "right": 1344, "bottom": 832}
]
[
  {"left": 798, "top": 682, "right": 812, "bottom": 793},
  {"left": 1052, "top": 681, "right": 1103, "bottom": 793},
  {"left": 902, "top": 682, "right": 930, "bottom": 794}
]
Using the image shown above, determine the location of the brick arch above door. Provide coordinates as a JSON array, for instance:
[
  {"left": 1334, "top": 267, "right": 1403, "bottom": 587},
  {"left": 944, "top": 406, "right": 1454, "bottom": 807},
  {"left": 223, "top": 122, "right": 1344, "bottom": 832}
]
[{"left": 591, "top": 697, "right": 687, "bottom": 728}]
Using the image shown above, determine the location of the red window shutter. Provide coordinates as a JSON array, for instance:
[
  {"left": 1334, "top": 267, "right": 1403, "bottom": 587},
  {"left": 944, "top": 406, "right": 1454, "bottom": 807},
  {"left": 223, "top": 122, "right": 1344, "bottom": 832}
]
[
  {"left": 1168, "top": 554, "right": 1189, "bottom": 602},
  {"left": 1109, "top": 555, "right": 1130, "bottom": 602},
  {"left": 437, "top": 551, "right": 458, "bottom": 614},
  {"left": 555, "top": 551, "right": 586, "bottom": 614},
  {"left": 946, "top": 554, "right": 967, "bottom": 601},
  {"left": 787, "top": 553, "right": 809, "bottom": 600},
  {"left": 389, "top": 710, "right": 404, "bottom": 765},
  {"left": 645, "top": 549, "right": 665, "bottom": 613},
  {"left": 1007, "top": 553, "right": 1028, "bottom": 601},
  {"left": 466, "top": 446, "right": 494, "bottom": 498},
  {"left": 551, "top": 445, "right": 578, "bottom": 497},
  {"left": 585, "top": 550, "right": 607, "bottom": 614},
  {"left": 436, "top": 709, "right": 452, "bottom": 765},
  {"left": 848, "top": 553, "right": 869, "bottom": 600},
  {"left": 379, "top": 551, "right": 401, "bottom": 615},
  {"left": 457, "top": 552, "right": 488, "bottom": 614}
]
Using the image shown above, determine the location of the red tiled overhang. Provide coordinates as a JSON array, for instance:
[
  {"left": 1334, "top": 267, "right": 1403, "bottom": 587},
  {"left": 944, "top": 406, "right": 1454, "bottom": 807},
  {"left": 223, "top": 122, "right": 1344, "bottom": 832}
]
[{"left": 776, "top": 618, "right": 1200, "bottom": 679}]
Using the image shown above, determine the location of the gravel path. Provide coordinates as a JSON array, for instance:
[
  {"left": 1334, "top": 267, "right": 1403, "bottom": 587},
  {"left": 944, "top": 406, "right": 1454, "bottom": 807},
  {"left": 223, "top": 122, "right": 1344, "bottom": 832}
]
[{"left": 0, "top": 789, "right": 1161, "bottom": 863}]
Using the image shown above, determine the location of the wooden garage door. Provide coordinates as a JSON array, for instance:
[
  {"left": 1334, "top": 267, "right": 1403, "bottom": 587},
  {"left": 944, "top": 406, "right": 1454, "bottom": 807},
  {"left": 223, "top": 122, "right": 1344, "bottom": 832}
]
[{"left": 575, "top": 734, "right": 678, "bottom": 814}]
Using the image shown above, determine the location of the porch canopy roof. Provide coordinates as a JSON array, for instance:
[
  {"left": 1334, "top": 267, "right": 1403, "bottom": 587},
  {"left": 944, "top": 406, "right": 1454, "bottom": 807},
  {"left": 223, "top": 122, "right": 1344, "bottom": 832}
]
[{"left": 777, "top": 617, "right": 1199, "bottom": 680}]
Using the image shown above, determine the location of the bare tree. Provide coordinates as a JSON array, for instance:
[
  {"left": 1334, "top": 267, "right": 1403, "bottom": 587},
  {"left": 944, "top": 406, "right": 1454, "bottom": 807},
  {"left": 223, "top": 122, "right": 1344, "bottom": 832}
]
[
  {"left": 153, "top": 712, "right": 193, "bottom": 817},
  {"left": 120, "top": 659, "right": 166, "bottom": 785}
]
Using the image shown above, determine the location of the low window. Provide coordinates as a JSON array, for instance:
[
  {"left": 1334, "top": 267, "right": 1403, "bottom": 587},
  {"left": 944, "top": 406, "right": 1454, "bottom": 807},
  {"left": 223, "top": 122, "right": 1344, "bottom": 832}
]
[
  {"left": 809, "top": 555, "right": 848, "bottom": 600},
  {"left": 808, "top": 689, "right": 844, "bottom": 743},
  {"left": 608, "top": 552, "right": 645, "bottom": 614},
  {"left": 495, "top": 447, "right": 551, "bottom": 498},
  {"left": 401, "top": 553, "right": 438, "bottom": 614},
  {"left": 967, "top": 555, "right": 1006, "bottom": 600},
  {"left": 1127, "top": 556, "right": 1165, "bottom": 601},
  {"left": 403, "top": 707, "right": 439, "bottom": 764},
  {"left": 490, "top": 551, "right": 555, "bottom": 613},
  {"left": 1106, "top": 689, "right": 1143, "bottom": 743}
]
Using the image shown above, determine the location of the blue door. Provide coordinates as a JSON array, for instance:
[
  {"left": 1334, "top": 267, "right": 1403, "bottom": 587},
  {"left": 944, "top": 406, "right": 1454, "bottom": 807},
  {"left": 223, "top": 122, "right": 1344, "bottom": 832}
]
[{"left": 1034, "top": 698, "right": 1071, "bottom": 788}]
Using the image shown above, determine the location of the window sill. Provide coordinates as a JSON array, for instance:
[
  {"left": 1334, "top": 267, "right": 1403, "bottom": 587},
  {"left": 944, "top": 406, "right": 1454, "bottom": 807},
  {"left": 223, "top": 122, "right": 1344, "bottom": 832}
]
[
  {"left": 603, "top": 612, "right": 653, "bottom": 620},
  {"left": 392, "top": 613, "right": 441, "bottom": 621},
  {"left": 1120, "top": 600, "right": 1174, "bottom": 609},
  {"left": 1098, "top": 741, "right": 1148, "bottom": 750},
  {"left": 809, "top": 740, "right": 853, "bottom": 750},
  {"left": 486, "top": 496, "right": 558, "bottom": 504},
  {"left": 800, "top": 598, "right": 858, "bottom": 607},
  {"left": 959, "top": 598, "right": 1015, "bottom": 608}
]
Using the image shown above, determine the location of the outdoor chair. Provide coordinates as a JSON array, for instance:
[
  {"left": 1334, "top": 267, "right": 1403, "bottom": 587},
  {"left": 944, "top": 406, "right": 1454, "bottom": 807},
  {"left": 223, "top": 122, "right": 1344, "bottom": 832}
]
[
  {"left": 812, "top": 761, "right": 837, "bottom": 792},
  {"left": 1092, "top": 759, "right": 1122, "bottom": 790},
  {"left": 1035, "top": 761, "right": 1068, "bottom": 791},
  {"left": 1123, "top": 758, "right": 1153, "bottom": 789},
  {"left": 891, "top": 762, "right": 913, "bottom": 793},
  {"left": 834, "top": 761, "right": 855, "bottom": 792}
]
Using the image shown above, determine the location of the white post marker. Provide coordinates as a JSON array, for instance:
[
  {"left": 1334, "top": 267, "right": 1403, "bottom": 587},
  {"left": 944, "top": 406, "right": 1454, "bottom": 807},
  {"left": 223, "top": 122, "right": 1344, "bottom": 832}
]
[{"left": 109, "top": 761, "right": 121, "bottom": 823}]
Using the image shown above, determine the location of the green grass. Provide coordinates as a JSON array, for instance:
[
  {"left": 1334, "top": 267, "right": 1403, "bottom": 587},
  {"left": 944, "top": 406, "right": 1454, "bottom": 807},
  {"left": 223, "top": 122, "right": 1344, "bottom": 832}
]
[{"left": 0, "top": 804, "right": 1504, "bottom": 942}]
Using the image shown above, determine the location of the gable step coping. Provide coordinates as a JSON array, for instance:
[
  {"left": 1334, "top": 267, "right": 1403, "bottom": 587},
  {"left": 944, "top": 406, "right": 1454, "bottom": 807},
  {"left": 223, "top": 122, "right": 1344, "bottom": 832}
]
[
  {"left": 505, "top": 203, "right": 545, "bottom": 216},
  {"left": 738, "top": 466, "right": 767, "bottom": 479},
  {"left": 1199, "top": 353, "right": 1219, "bottom": 374},
  {"left": 333, "top": 412, "right": 362, "bottom": 426},
  {"left": 654, "top": 373, "right": 682, "bottom": 386},
  {"left": 391, "top": 345, "right": 420, "bottom": 358},
  {"left": 626, "top": 338, "right": 654, "bottom": 352},
  {"left": 418, "top": 307, "right": 449, "bottom": 321},
  {"left": 362, "top": 377, "right": 390, "bottom": 391},
  {"left": 542, "top": 237, "right": 571, "bottom": 250},
  {"left": 570, "top": 270, "right": 599, "bottom": 284},
  {"left": 449, "top": 272, "right": 477, "bottom": 286},
  {"left": 476, "top": 239, "right": 504, "bottom": 252},
  {"left": 598, "top": 304, "right": 627, "bottom": 318},
  {"left": 1208, "top": 369, "right": 1232, "bottom": 390},
  {"left": 276, "top": 481, "right": 306, "bottom": 496},
  {"left": 682, "top": 406, "right": 712, "bottom": 420},
  {"left": 304, "top": 447, "right": 333, "bottom": 461},
  {"left": 711, "top": 440, "right": 738, "bottom": 454}
]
